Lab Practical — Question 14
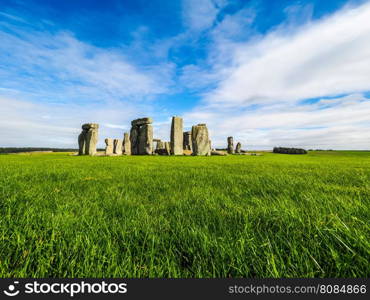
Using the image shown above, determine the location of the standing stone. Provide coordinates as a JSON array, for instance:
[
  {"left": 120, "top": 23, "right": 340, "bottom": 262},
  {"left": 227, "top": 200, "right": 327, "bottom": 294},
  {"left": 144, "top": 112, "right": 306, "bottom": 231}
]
[
  {"left": 156, "top": 140, "right": 164, "bottom": 150},
  {"left": 170, "top": 116, "right": 183, "bottom": 155},
  {"left": 138, "top": 124, "right": 153, "bottom": 155},
  {"left": 155, "top": 140, "right": 168, "bottom": 155},
  {"left": 105, "top": 138, "right": 114, "bottom": 155},
  {"left": 123, "top": 132, "right": 131, "bottom": 155},
  {"left": 227, "top": 137, "right": 234, "bottom": 154},
  {"left": 164, "top": 142, "right": 171, "bottom": 155},
  {"left": 130, "top": 117, "right": 153, "bottom": 155},
  {"left": 113, "top": 139, "right": 123, "bottom": 155},
  {"left": 78, "top": 123, "right": 99, "bottom": 155},
  {"left": 183, "top": 131, "right": 192, "bottom": 151},
  {"left": 235, "top": 142, "right": 242, "bottom": 154},
  {"left": 78, "top": 130, "right": 87, "bottom": 155},
  {"left": 191, "top": 124, "right": 211, "bottom": 156},
  {"left": 130, "top": 126, "right": 140, "bottom": 155}
]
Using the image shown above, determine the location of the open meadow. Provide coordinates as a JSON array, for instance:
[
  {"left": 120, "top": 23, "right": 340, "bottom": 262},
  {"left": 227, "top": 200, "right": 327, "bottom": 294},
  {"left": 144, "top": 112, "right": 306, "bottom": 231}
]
[{"left": 0, "top": 151, "right": 369, "bottom": 277}]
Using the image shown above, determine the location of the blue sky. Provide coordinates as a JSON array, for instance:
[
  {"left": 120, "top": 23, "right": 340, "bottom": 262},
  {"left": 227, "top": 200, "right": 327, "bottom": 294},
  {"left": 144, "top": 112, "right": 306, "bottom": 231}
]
[{"left": 1, "top": 0, "right": 370, "bottom": 149}]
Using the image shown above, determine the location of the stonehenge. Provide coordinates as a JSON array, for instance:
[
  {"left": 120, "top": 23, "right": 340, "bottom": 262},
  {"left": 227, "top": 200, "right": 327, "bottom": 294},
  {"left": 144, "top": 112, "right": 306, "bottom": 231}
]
[
  {"left": 235, "top": 142, "right": 242, "bottom": 154},
  {"left": 191, "top": 124, "right": 211, "bottom": 156},
  {"left": 123, "top": 132, "right": 131, "bottom": 155},
  {"left": 170, "top": 116, "right": 183, "bottom": 155},
  {"left": 78, "top": 116, "right": 250, "bottom": 157},
  {"left": 78, "top": 123, "right": 99, "bottom": 155},
  {"left": 227, "top": 137, "right": 234, "bottom": 154},
  {"left": 164, "top": 142, "right": 171, "bottom": 155},
  {"left": 183, "top": 131, "right": 192, "bottom": 151},
  {"left": 154, "top": 139, "right": 169, "bottom": 155},
  {"left": 155, "top": 139, "right": 164, "bottom": 151},
  {"left": 105, "top": 138, "right": 114, "bottom": 155},
  {"left": 113, "top": 139, "right": 123, "bottom": 154},
  {"left": 130, "top": 118, "right": 153, "bottom": 155}
]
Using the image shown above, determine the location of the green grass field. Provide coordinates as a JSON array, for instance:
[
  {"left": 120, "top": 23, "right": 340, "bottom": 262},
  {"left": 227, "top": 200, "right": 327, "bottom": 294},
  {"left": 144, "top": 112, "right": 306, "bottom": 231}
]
[{"left": 0, "top": 151, "right": 369, "bottom": 277}]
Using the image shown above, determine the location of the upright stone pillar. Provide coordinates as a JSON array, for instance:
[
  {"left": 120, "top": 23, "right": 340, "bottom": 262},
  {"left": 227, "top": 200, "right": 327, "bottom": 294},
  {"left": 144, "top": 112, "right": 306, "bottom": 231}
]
[
  {"left": 155, "top": 140, "right": 164, "bottom": 151},
  {"left": 191, "top": 124, "right": 211, "bottom": 156},
  {"left": 114, "top": 139, "right": 123, "bottom": 154},
  {"left": 123, "top": 132, "right": 131, "bottom": 155},
  {"left": 235, "top": 142, "right": 242, "bottom": 154},
  {"left": 170, "top": 116, "right": 183, "bottom": 155},
  {"left": 138, "top": 124, "right": 153, "bottom": 155},
  {"left": 78, "top": 123, "right": 99, "bottom": 155},
  {"left": 164, "top": 142, "right": 171, "bottom": 155},
  {"left": 105, "top": 138, "right": 114, "bottom": 155},
  {"left": 130, "top": 117, "right": 153, "bottom": 155},
  {"left": 78, "top": 130, "right": 87, "bottom": 155},
  {"left": 130, "top": 126, "right": 139, "bottom": 155},
  {"left": 227, "top": 137, "right": 234, "bottom": 154},
  {"left": 183, "top": 131, "right": 192, "bottom": 151}
]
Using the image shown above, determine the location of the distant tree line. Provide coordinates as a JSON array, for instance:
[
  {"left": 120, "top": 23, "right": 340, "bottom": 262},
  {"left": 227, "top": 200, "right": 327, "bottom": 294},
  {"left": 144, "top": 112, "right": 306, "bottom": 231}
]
[
  {"left": 273, "top": 147, "right": 307, "bottom": 154},
  {"left": 0, "top": 147, "right": 77, "bottom": 154}
]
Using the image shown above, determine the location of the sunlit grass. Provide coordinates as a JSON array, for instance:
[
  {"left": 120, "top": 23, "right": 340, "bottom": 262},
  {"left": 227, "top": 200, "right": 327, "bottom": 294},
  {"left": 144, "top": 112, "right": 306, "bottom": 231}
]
[{"left": 0, "top": 151, "right": 369, "bottom": 277}]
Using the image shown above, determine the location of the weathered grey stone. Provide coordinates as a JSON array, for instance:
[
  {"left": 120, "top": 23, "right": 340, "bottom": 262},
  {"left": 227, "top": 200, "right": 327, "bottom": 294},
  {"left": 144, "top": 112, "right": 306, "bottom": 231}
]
[
  {"left": 113, "top": 139, "right": 123, "bottom": 154},
  {"left": 78, "top": 123, "right": 99, "bottom": 155},
  {"left": 105, "top": 138, "right": 114, "bottom": 155},
  {"left": 156, "top": 140, "right": 165, "bottom": 150},
  {"left": 211, "top": 150, "right": 227, "bottom": 156},
  {"left": 183, "top": 149, "right": 192, "bottom": 155},
  {"left": 78, "top": 131, "right": 87, "bottom": 155},
  {"left": 131, "top": 117, "right": 153, "bottom": 127},
  {"left": 227, "top": 136, "right": 234, "bottom": 154},
  {"left": 235, "top": 142, "right": 242, "bottom": 154},
  {"left": 191, "top": 124, "right": 211, "bottom": 156},
  {"left": 170, "top": 116, "right": 183, "bottom": 155},
  {"left": 130, "top": 117, "right": 153, "bottom": 155},
  {"left": 138, "top": 124, "right": 153, "bottom": 155},
  {"left": 164, "top": 142, "right": 171, "bottom": 155},
  {"left": 156, "top": 140, "right": 169, "bottom": 155},
  {"left": 130, "top": 126, "right": 140, "bottom": 155},
  {"left": 123, "top": 132, "right": 131, "bottom": 155},
  {"left": 183, "top": 131, "right": 192, "bottom": 151}
]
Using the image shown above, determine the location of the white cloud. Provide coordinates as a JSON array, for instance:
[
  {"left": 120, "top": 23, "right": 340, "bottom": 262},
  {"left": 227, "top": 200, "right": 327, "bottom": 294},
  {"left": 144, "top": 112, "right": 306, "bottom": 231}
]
[
  {"left": 0, "top": 96, "right": 150, "bottom": 148},
  {"left": 204, "top": 2, "right": 370, "bottom": 106},
  {"left": 0, "top": 21, "right": 175, "bottom": 147},
  {"left": 184, "top": 93, "right": 370, "bottom": 149},
  {"left": 180, "top": 2, "right": 370, "bottom": 150},
  {"left": 0, "top": 29, "right": 174, "bottom": 104},
  {"left": 182, "top": 0, "right": 224, "bottom": 32}
]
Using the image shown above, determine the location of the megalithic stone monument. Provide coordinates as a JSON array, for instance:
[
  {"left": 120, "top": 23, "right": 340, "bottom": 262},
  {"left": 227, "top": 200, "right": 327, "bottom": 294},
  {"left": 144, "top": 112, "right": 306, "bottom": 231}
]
[
  {"left": 105, "top": 138, "right": 114, "bottom": 155},
  {"left": 183, "top": 131, "right": 192, "bottom": 151},
  {"left": 122, "top": 132, "right": 131, "bottom": 155},
  {"left": 164, "top": 142, "right": 171, "bottom": 155},
  {"left": 130, "top": 125, "right": 139, "bottom": 155},
  {"left": 154, "top": 139, "right": 168, "bottom": 155},
  {"left": 170, "top": 116, "right": 183, "bottom": 155},
  {"left": 227, "top": 136, "right": 234, "bottom": 154},
  {"left": 139, "top": 124, "right": 153, "bottom": 155},
  {"left": 235, "top": 142, "right": 242, "bottom": 154},
  {"left": 130, "top": 117, "right": 153, "bottom": 155},
  {"left": 155, "top": 140, "right": 165, "bottom": 151},
  {"left": 113, "top": 139, "right": 123, "bottom": 154},
  {"left": 78, "top": 123, "right": 99, "bottom": 155},
  {"left": 191, "top": 124, "right": 211, "bottom": 156}
]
